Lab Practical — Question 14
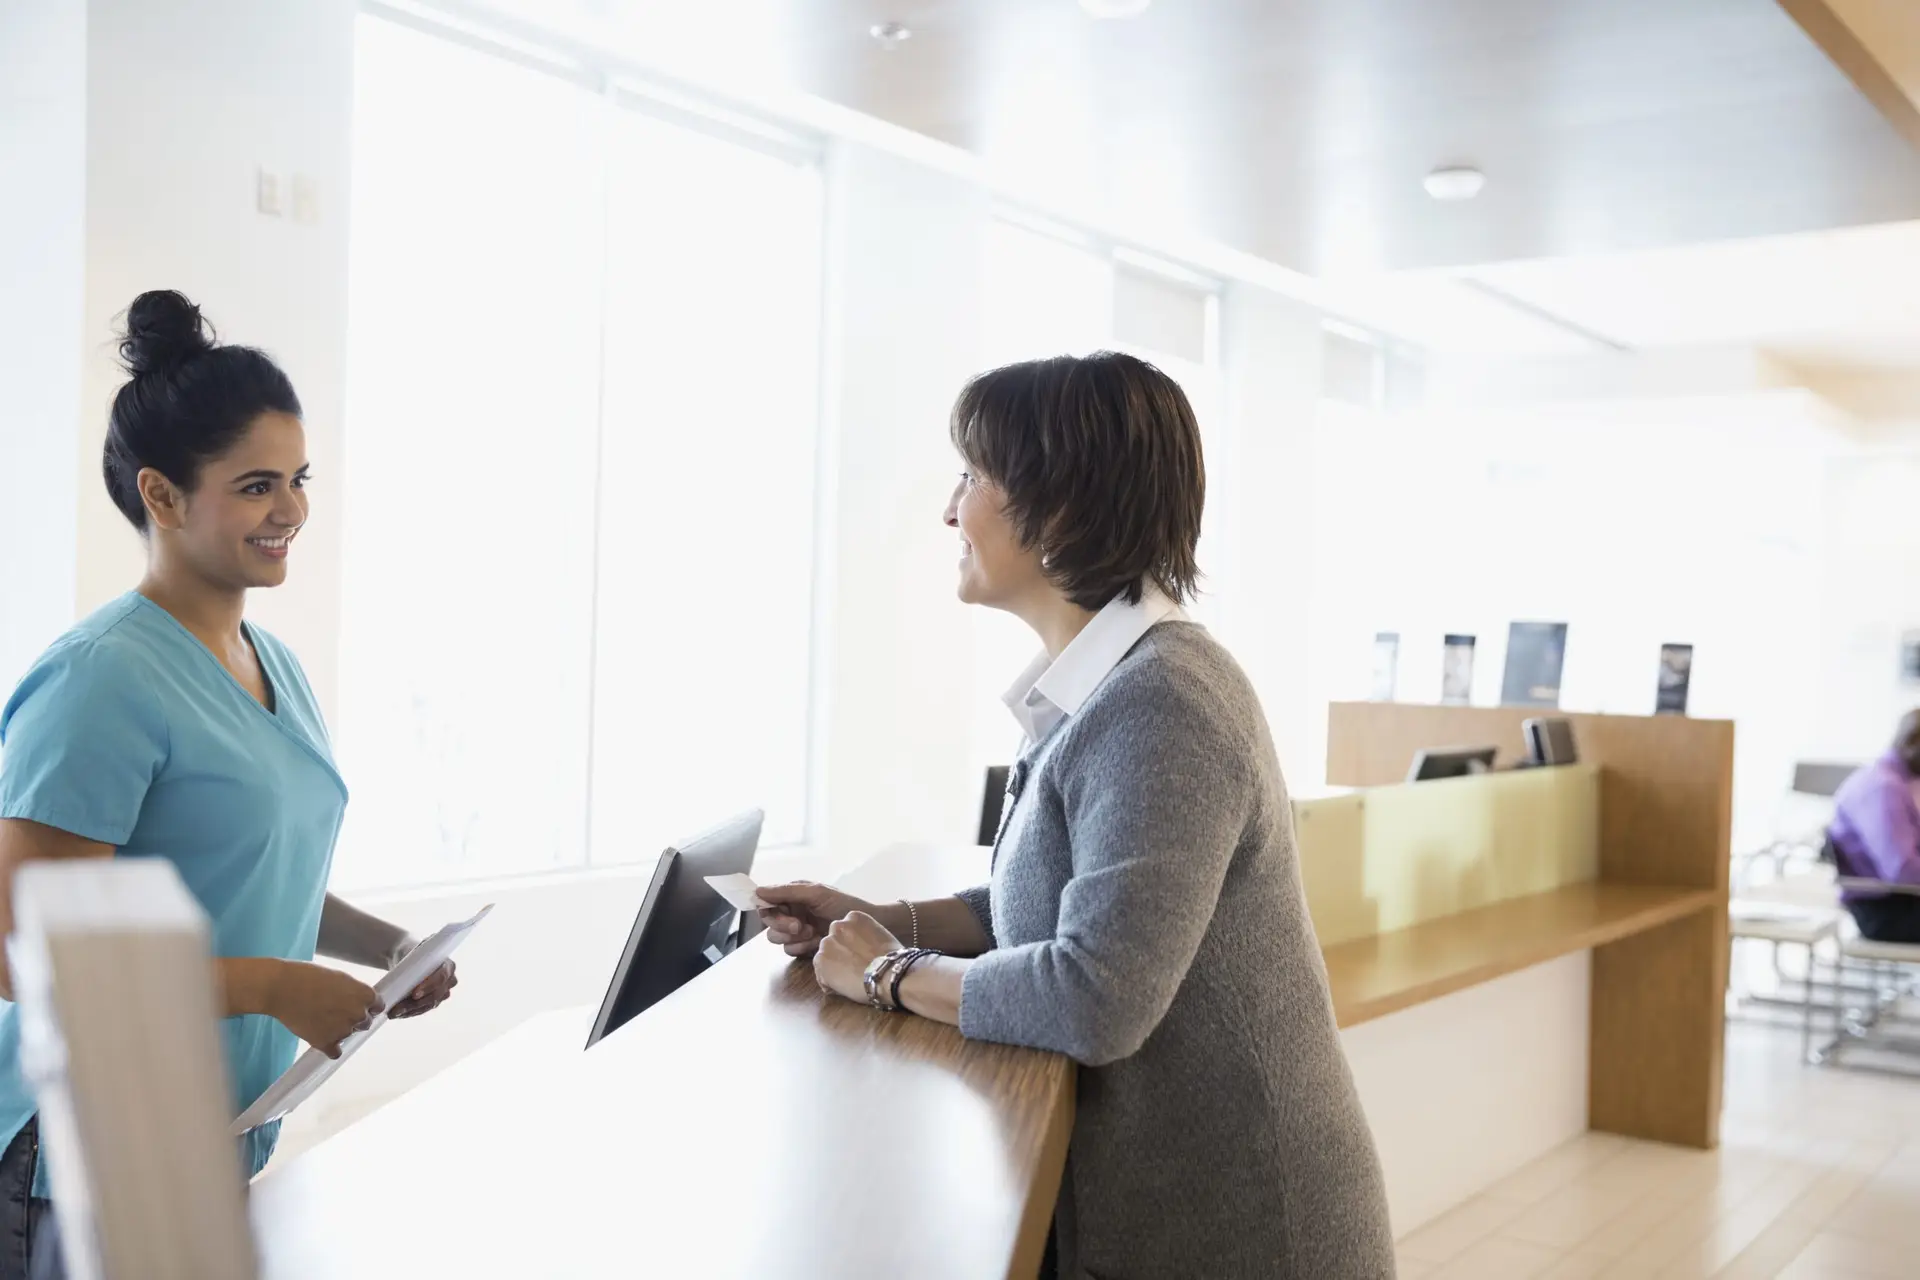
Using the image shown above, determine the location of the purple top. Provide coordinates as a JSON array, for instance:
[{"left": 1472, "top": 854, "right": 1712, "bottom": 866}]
[{"left": 1828, "top": 751, "right": 1920, "bottom": 893}]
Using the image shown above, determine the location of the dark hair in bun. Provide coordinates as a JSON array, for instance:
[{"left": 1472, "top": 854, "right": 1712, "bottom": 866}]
[{"left": 105, "top": 290, "right": 302, "bottom": 531}]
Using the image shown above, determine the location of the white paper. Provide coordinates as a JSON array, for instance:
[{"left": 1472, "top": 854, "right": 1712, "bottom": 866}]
[
  {"left": 703, "top": 873, "right": 770, "bottom": 912},
  {"left": 231, "top": 904, "right": 493, "bottom": 1135}
]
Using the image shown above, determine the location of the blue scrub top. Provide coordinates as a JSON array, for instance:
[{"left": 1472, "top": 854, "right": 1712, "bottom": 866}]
[{"left": 0, "top": 592, "right": 346, "bottom": 1192}]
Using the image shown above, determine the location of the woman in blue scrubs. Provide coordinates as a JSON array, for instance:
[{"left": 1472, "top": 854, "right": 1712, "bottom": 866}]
[{"left": 0, "top": 291, "right": 458, "bottom": 1276}]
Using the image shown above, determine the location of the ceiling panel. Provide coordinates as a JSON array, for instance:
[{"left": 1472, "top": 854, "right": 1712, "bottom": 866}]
[
  {"left": 478, "top": 0, "right": 1920, "bottom": 273},
  {"left": 1464, "top": 219, "right": 1920, "bottom": 365}
]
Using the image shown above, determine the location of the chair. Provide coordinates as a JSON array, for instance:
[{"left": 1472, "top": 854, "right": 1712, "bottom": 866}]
[
  {"left": 1812, "top": 879, "right": 1920, "bottom": 1073},
  {"left": 977, "top": 765, "right": 1011, "bottom": 847},
  {"left": 1791, "top": 762, "right": 1859, "bottom": 797},
  {"left": 1727, "top": 763, "right": 1861, "bottom": 1039},
  {"left": 1728, "top": 900, "right": 1840, "bottom": 1062},
  {"left": 1734, "top": 760, "right": 1862, "bottom": 893}
]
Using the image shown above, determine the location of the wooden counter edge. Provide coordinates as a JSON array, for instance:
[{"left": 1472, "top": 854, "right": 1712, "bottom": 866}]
[{"left": 1004, "top": 1063, "right": 1076, "bottom": 1280}]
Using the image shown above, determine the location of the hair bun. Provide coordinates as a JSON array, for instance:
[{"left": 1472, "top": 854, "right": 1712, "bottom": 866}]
[{"left": 119, "top": 290, "right": 215, "bottom": 377}]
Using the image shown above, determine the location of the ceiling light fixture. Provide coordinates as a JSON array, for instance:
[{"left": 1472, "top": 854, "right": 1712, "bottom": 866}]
[
  {"left": 1424, "top": 166, "right": 1486, "bottom": 202},
  {"left": 1080, "top": 0, "right": 1153, "bottom": 17},
  {"left": 870, "top": 21, "right": 912, "bottom": 48}
]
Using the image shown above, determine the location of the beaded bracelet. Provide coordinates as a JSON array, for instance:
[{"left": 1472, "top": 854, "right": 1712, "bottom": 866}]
[{"left": 899, "top": 899, "right": 921, "bottom": 949}]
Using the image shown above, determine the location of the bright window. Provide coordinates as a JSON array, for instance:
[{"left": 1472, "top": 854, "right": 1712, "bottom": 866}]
[
  {"left": 333, "top": 15, "right": 822, "bottom": 890},
  {"left": 588, "top": 103, "right": 822, "bottom": 867}
]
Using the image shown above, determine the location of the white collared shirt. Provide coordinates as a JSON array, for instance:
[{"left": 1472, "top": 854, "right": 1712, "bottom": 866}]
[{"left": 1002, "top": 587, "right": 1187, "bottom": 746}]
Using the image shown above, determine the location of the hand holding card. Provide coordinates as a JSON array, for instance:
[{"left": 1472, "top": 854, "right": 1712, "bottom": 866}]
[
  {"left": 704, "top": 873, "right": 773, "bottom": 913},
  {"left": 751, "top": 881, "right": 882, "bottom": 959}
]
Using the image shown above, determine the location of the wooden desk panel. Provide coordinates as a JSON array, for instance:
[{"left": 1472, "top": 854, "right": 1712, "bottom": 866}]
[
  {"left": 1323, "top": 703, "right": 1734, "bottom": 894},
  {"left": 1590, "top": 908, "right": 1727, "bottom": 1149},
  {"left": 1322, "top": 882, "right": 1717, "bottom": 1029},
  {"left": 251, "top": 844, "right": 1071, "bottom": 1280},
  {"left": 1294, "top": 766, "right": 1600, "bottom": 947}
]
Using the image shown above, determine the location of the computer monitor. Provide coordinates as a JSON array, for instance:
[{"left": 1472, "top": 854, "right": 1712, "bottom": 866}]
[
  {"left": 1406, "top": 746, "right": 1498, "bottom": 783},
  {"left": 1523, "top": 717, "right": 1578, "bottom": 767},
  {"left": 585, "top": 808, "right": 765, "bottom": 1049}
]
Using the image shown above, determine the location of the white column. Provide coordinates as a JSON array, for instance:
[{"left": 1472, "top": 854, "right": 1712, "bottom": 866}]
[
  {"left": 1219, "top": 285, "right": 1328, "bottom": 788},
  {"left": 814, "top": 142, "right": 989, "bottom": 860}
]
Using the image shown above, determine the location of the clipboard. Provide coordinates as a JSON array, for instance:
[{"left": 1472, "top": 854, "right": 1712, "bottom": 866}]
[{"left": 231, "top": 904, "right": 493, "bottom": 1135}]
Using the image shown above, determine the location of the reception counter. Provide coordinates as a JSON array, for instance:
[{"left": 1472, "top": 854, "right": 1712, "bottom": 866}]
[
  {"left": 252, "top": 705, "right": 1732, "bottom": 1274},
  {"left": 251, "top": 844, "right": 1070, "bottom": 1280}
]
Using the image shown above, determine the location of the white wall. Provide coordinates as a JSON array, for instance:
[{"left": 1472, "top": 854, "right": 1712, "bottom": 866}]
[
  {"left": 1814, "top": 446, "right": 1920, "bottom": 761},
  {"left": 1310, "top": 401, "right": 1833, "bottom": 851},
  {"left": 0, "top": 0, "right": 85, "bottom": 698},
  {"left": 73, "top": 0, "right": 354, "bottom": 713}
]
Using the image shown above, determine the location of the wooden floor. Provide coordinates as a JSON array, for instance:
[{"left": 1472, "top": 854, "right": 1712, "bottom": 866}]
[{"left": 1393, "top": 1019, "right": 1920, "bottom": 1279}]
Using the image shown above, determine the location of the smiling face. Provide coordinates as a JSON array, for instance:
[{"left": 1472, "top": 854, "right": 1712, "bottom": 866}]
[
  {"left": 138, "top": 411, "right": 310, "bottom": 592},
  {"left": 943, "top": 468, "right": 1050, "bottom": 611},
  {"left": 946, "top": 353, "right": 1205, "bottom": 616}
]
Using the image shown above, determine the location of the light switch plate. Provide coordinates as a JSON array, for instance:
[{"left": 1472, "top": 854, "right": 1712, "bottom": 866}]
[{"left": 291, "top": 174, "right": 318, "bottom": 225}]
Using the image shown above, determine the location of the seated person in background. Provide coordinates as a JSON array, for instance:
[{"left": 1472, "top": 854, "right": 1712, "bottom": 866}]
[
  {"left": 1827, "top": 709, "right": 1920, "bottom": 943},
  {"left": 758, "top": 352, "right": 1395, "bottom": 1280}
]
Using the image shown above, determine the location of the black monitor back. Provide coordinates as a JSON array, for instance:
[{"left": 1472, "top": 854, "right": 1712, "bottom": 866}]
[
  {"left": 1524, "top": 717, "right": 1578, "bottom": 767},
  {"left": 585, "top": 808, "right": 764, "bottom": 1048},
  {"left": 1407, "top": 746, "right": 1498, "bottom": 783},
  {"left": 978, "top": 766, "right": 1011, "bottom": 846}
]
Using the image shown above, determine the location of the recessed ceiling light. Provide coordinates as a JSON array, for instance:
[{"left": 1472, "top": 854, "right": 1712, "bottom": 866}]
[
  {"left": 1424, "top": 166, "right": 1486, "bottom": 201},
  {"left": 870, "top": 21, "right": 912, "bottom": 48},
  {"left": 1080, "top": 0, "right": 1153, "bottom": 17}
]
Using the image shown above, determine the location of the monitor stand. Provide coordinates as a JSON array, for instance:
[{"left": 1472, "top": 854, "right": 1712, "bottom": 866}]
[{"left": 700, "top": 911, "right": 749, "bottom": 967}]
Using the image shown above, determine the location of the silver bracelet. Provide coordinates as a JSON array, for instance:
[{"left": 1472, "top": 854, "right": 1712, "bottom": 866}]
[
  {"left": 863, "top": 952, "right": 894, "bottom": 1008},
  {"left": 868, "top": 950, "right": 908, "bottom": 1011},
  {"left": 900, "top": 898, "right": 921, "bottom": 949}
]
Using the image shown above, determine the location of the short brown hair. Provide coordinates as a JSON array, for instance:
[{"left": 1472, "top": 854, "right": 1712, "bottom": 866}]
[{"left": 950, "top": 351, "right": 1204, "bottom": 611}]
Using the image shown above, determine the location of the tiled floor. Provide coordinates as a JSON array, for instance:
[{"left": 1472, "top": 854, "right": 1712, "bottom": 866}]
[{"left": 1392, "top": 1020, "right": 1920, "bottom": 1279}]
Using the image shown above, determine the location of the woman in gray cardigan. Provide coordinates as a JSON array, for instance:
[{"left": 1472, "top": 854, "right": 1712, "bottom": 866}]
[{"left": 758, "top": 352, "right": 1395, "bottom": 1279}]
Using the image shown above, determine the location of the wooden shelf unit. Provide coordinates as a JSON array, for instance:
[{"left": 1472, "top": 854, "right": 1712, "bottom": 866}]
[
  {"left": 1324, "top": 882, "right": 1719, "bottom": 1029},
  {"left": 1325, "top": 702, "right": 1735, "bottom": 1149}
]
